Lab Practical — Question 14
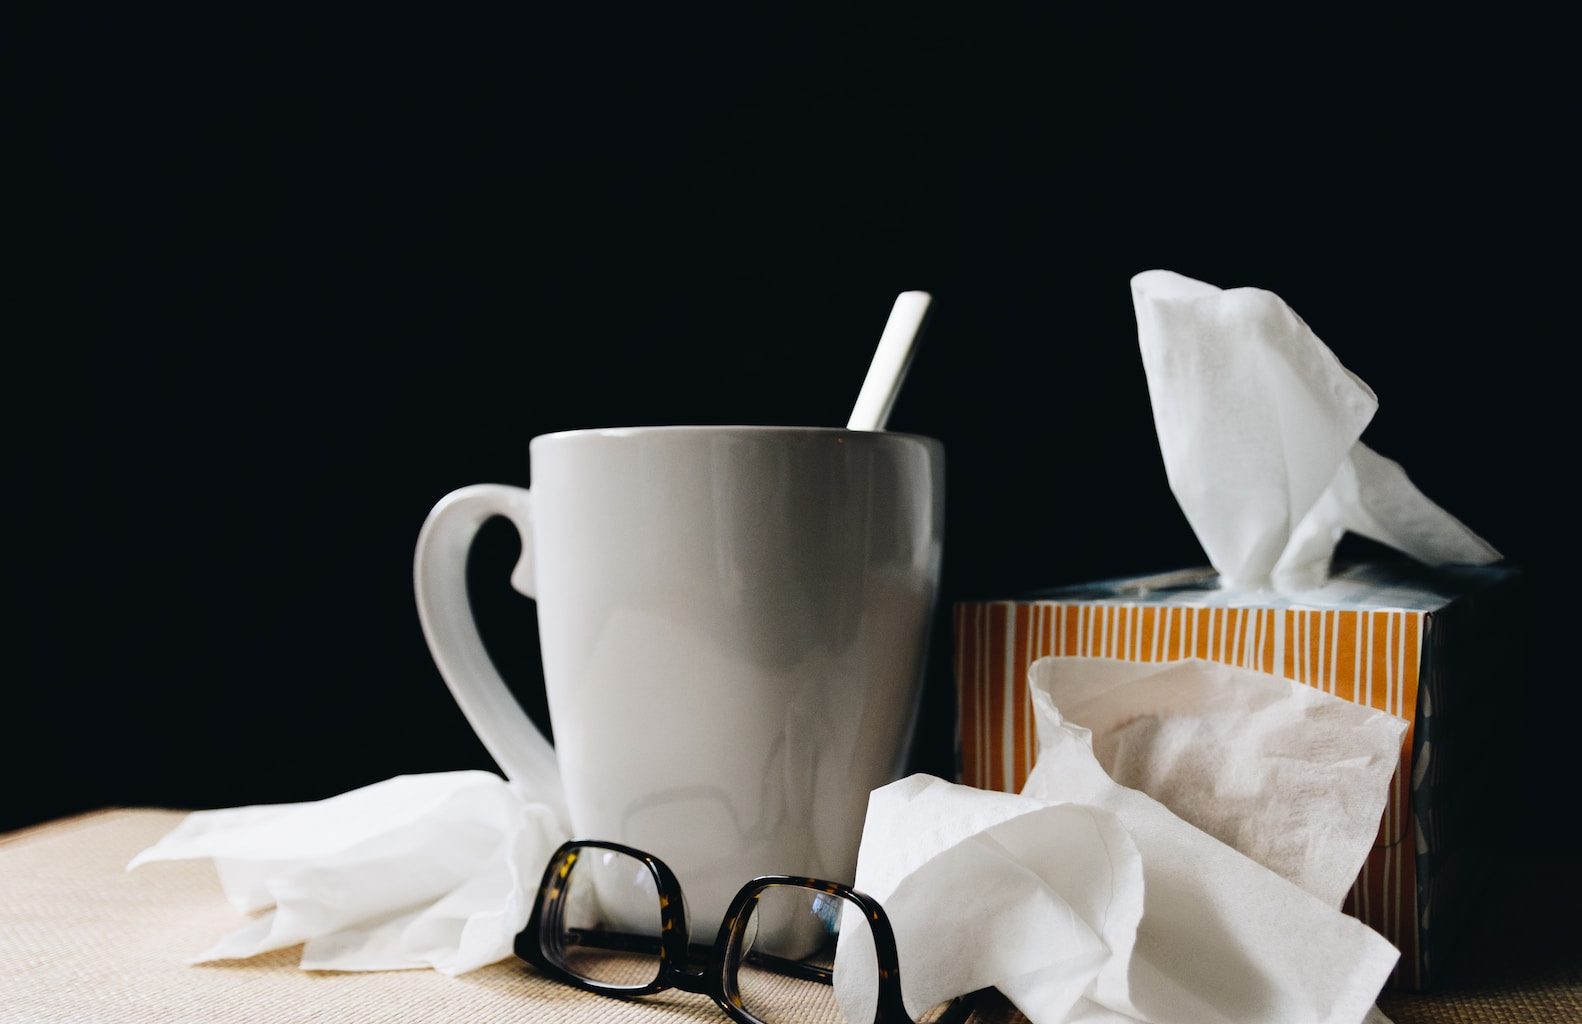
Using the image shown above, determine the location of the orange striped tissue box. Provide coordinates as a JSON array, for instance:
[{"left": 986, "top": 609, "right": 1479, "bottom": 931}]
[{"left": 953, "top": 562, "right": 1522, "bottom": 991}]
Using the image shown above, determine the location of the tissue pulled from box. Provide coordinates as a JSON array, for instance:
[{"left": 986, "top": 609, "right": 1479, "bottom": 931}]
[
  {"left": 1130, "top": 269, "right": 1499, "bottom": 591},
  {"left": 836, "top": 666, "right": 1401, "bottom": 1024},
  {"left": 128, "top": 771, "right": 566, "bottom": 974}
]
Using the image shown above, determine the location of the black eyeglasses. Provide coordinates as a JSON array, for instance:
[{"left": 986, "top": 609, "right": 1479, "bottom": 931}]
[{"left": 515, "top": 840, "right": 976, "bottom": 1024}]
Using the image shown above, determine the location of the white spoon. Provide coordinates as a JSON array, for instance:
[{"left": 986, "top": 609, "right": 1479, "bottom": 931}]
[{"left": 847, "top": 290, "right": 932, "bottom": 431}]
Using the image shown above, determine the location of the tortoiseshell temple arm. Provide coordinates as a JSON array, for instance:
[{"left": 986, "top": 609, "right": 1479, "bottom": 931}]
[{"left": 563, "top": 928, "right": 833, "bottom": 985}]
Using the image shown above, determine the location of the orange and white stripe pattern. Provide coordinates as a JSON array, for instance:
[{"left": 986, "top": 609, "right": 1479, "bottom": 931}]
[{"left": 954, "top": 600, "right": 1425, "bottom": 989}]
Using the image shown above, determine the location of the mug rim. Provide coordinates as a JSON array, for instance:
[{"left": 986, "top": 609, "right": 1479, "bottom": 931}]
[{"left": 531, "top": 424, "right": 942, "bottom": 447}]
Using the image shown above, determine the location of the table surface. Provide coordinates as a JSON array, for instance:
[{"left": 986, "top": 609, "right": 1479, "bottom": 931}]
[{"left": 1, "top": 810, "right": 1577, "bottom": 1024}]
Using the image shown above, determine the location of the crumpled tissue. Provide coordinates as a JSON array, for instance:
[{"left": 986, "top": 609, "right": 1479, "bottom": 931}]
[
  {"left": 834, "top": 659, "right": 1405, "bottom": 1024},
  {"left": 1131, "top": 269, "right": 1499, "bottom": 591},
  {"left": 1029, "top": 655, "right": 1407, "bottom": 908},
  {"left": 128, "top": 771, "right": 566, "bottom": 974}
]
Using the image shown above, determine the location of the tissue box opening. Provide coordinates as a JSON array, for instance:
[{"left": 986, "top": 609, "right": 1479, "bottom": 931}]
[{"left": 953, "top": 561, "right": 1523, "bottom": 992}]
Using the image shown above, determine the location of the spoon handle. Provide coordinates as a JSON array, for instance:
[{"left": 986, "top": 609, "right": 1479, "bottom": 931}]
[{"left": 848, "top": 290, "right": 932, "bottom": 432}]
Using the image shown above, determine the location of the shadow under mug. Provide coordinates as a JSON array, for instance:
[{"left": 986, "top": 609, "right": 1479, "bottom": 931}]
[{"left": 414, "top": 425, "right": 945, "bottom": 935}]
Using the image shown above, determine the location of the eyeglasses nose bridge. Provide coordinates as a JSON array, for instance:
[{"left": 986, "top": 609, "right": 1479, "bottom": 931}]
[{"left": 669, "top": 964, "right": 713, "bottom": 996}]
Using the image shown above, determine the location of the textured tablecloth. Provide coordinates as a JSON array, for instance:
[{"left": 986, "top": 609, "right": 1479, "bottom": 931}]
[
  {"left": 0, "top": 810, "right": 1023, "bottom": 1024},
  {"left": 1, "top": 810, "right": 1577, "bottom": 1023}
]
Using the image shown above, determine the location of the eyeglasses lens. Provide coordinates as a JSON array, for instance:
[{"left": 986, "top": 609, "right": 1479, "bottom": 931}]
[
  {"left": 545, "top": 847, "right": 664, "bottom": 989},
  {"left": 733, "top": 883, "right": 877, "bottom": 1024}
]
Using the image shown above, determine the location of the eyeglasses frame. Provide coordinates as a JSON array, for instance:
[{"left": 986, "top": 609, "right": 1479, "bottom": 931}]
[{"left": 516, "top": 839, "right": 926, "bottom": 1024}]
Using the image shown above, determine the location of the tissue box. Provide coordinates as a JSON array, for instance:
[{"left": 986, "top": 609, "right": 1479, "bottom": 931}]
[{"left": 953, "top": 561, "right": 1523, "bottom": 991}]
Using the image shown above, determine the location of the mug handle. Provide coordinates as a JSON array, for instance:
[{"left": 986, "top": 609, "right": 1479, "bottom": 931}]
[{"left": 414, "top": 484, "right": 567, "bottom": 824}]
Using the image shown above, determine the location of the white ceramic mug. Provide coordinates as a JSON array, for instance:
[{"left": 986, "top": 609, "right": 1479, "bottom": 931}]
[{"left": 414, "top": 426, "right": 944, "bottom": 935}]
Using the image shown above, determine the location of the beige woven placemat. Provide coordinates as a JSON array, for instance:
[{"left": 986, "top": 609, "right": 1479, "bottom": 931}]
[
  {"left": 0, "top": 810, "right": 1023, "bottom": 1024},
  {"left": 2, "top": 810, "right": 1577, "bottom": 1023}
]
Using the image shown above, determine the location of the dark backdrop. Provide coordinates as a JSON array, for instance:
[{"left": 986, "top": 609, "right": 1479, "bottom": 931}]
[{"left": 8, "top": 10, "right": 1573, "bottom": 850}]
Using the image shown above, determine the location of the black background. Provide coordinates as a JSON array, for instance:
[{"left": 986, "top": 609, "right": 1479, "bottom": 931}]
[{"left": 8, "top": 10, "right": 1574, "bottom": 853}]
